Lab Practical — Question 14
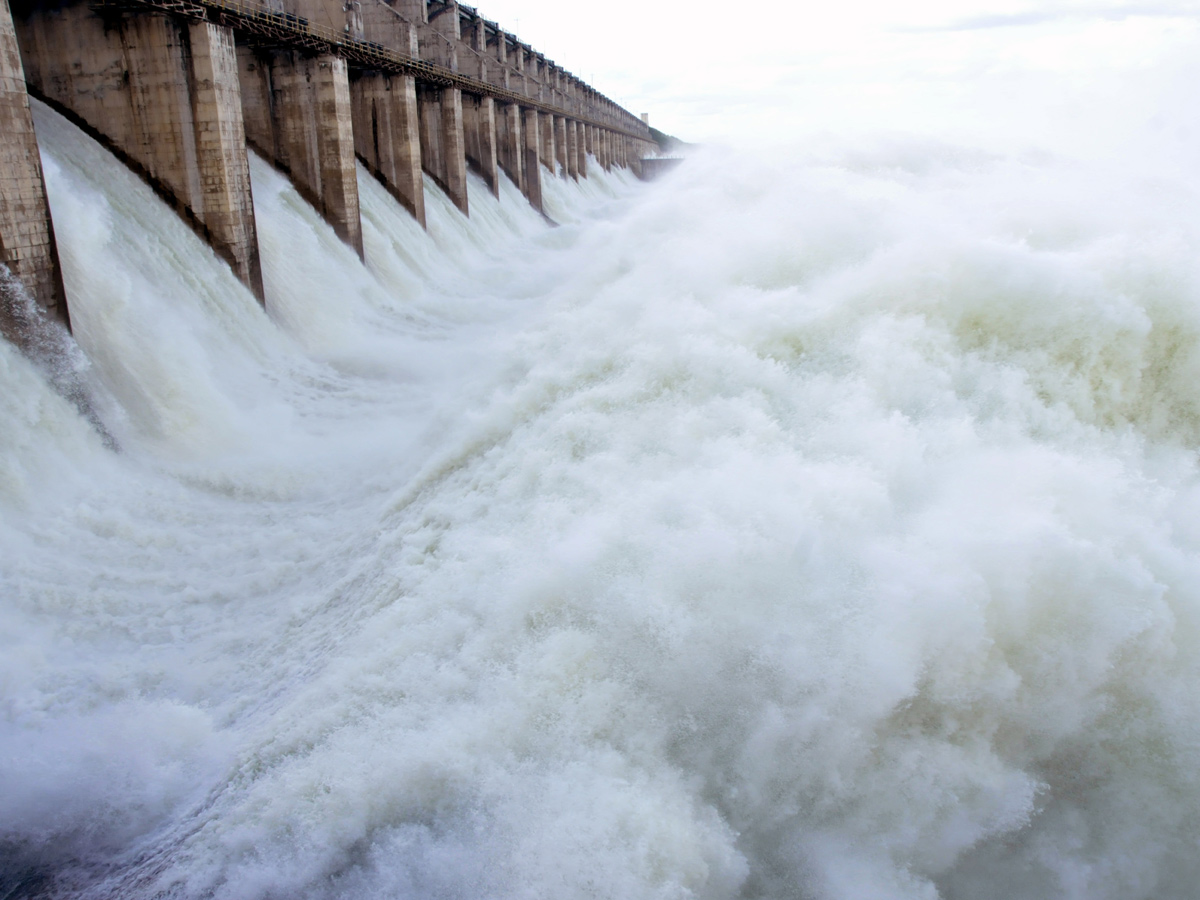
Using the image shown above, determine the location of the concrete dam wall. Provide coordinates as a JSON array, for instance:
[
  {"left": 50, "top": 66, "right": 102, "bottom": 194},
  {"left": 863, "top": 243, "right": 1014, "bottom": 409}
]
[{"left": 0, "top": 0, "right": 658, "bottom": 352}]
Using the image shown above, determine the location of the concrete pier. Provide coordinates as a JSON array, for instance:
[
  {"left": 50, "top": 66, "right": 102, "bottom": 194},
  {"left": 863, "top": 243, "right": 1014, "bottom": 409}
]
[
  {"left": 538, "top": 111, "right": 556, "bottom": 175},
  {"left": 462, "top": 93, "right": 499, "bottom": 197},
  {"left": 496, "top": 100, "right": 523, "bottom": 193},
  {"left": 523, "top": 106, "right": 542, "bottom": 213},
  {"left": 351, "top": 70, "right": 425, "bottom": 226},
  {"left": 567, "top": 120, "right": 581, "bottom": 179},
  {"left": 239, "top": 48, "right": 364, "bottom": 259},
  {"left": 554, "top": 116, "right": 568, "bottom": 179},
  {"left": 351, "top": 0, "right": 424, "bottom": 224},
  {"left": 16, "top": 2, "right": 264, "bottom": 301},
  {"left": 416, "top": 85, "right": 468, "bottom": 215},
  {"left": 0, "top": 0, "right": 66, "bottom": 341}
]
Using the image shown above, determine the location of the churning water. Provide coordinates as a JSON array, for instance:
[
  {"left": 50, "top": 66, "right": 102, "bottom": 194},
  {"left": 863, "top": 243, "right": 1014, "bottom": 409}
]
[{"left": 4, "top": 98, "right": 1200, "bottom": 900}]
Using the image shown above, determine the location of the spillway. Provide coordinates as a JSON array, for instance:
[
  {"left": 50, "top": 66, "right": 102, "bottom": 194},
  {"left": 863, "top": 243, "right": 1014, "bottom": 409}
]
[{"left": 4, "top": 103, "right": 1200, "bottom": 900}]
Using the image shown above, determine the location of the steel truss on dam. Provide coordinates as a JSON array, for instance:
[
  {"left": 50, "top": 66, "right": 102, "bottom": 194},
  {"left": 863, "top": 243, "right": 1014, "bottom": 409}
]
[{"left": 0, "top": 0, "right": 658, "bottom": 350}]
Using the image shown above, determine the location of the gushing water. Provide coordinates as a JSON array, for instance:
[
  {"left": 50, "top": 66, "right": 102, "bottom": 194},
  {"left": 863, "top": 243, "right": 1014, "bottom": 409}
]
[{"left": 3, "top": 102, "right": 1200, "bottom": 900}]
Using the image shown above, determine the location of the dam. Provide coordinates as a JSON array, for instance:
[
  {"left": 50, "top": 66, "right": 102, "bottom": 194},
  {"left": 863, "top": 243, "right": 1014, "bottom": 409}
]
[
  {"left": 4, "top": 0, "right": 1200, "bottom": 896},
  {"left": 0, "top": 0, "right": 657, "bottom": 349}
]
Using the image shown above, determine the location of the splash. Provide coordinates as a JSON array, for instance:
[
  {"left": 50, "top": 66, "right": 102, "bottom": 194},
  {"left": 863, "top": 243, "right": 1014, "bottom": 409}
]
[{"left": 3, "top": 104, "right": 1200, "bottom": 900}]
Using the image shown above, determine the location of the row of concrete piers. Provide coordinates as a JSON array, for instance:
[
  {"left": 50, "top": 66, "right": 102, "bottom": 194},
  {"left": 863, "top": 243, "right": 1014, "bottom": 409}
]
[{"left": 0, "top": 0, "right": 657, "bottom": 347}]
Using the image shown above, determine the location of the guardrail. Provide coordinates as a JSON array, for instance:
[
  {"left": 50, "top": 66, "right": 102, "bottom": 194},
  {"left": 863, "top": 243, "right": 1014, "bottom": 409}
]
[{"left": 91, "top": 0, "right": 652, "bottom": 141}]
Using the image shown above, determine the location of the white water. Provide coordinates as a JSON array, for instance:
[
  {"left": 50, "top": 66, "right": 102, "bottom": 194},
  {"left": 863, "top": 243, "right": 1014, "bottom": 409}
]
[{"left": 3, "top": 101, "right": 1200, "bottom": 900}]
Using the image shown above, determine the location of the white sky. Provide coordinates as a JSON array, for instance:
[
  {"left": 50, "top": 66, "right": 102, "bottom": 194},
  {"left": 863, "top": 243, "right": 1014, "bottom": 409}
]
[{"left": 468, "top": 0, "right": 1200, "bottom": 153}]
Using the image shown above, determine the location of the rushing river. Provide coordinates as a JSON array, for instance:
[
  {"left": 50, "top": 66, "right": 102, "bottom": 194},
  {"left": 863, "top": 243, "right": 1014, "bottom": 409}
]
[{"left": 3, "top": 99, "right": 1200, "bottom": 900}]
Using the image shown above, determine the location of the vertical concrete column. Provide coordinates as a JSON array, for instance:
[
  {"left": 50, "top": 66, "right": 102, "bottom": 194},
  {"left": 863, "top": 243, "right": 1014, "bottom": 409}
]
[
  {"left": 189, "top": 23, "right": 265, "bottom": 289},
  {"left": 522, "top": 106, "right": 542, "bottom": 213},
  {"left": 553, "top": 115, "right": 568, "bottom": 179},
  {"left": 314, "top": 56, "right": 363, "bottom": 258},
  {"left": 539, "top": 110, "right": 555, "bottom": 174},
  {"left": 0, "top": 0, "right": 67, "bottom": 342},
  {"left": 495, "top": 100, "right": 523, "bottom": 192},
  {"left": 240, "top": 49, "right": 362, "bottom": 259},
  {"left": 418, "top": 85, "right": 468, "bottom": 215},
  {"left": 566, "top": 120, "right": 580, "bottom": 179},
  {"left": 440, "top": 87, "right": 468, "bottom": 214},
  {"left": 18, "top": 5, "right": 264, "bottom": 301},
  {"left": 462, "top": 93, "right": 498, "bottom": 198},
  {"left": 494, "top": 28, "right": 508, "bottom": 66},
  {"left": 351, "top": 70, "right": 425, "bottom": 227}
]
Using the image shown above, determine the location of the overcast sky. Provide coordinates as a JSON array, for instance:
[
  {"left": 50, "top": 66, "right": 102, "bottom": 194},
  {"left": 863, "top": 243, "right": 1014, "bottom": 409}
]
[{"left": 468, "top": 0, "right": 1200, "bottom": 153}]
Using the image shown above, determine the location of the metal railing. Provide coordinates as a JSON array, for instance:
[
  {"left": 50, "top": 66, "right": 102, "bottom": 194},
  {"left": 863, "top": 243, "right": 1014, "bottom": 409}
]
[{"left": 91, "top": 0, "right": 652, "bottom": 141}]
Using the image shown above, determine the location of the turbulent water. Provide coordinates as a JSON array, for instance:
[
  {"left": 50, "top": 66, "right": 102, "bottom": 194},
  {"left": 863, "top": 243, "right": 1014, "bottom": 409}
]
[{"left": 4, "top": 99, "right": 1200, "bottom": 900}]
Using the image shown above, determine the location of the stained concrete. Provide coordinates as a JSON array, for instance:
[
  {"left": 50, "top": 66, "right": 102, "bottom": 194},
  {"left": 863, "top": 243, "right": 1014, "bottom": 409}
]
[
  {"left": 6, "top": 0, "right": 657, "bottom": 305},
  {"left": 462, "top": 93, "right": 498, "bottom": 197},
  {"left": 495, "top": 100, "right": 522, "bottom": 194},
  {"left": 567, "top": 120, "right": 582, "bottom": 179},
  {"left": 351, "top": 69, "right": 425, "bottom": 226},
  {"left": 417, "top": 84, "right": 468, "bottom": 214},
  {"left": 0, "top": 0, "right": 66, "bottom": 342},
  {"left": 15, "top": 1, "right": 264, "bottom": 301},
  {"left": 539, "top": 110, "right": 555, "bottom": 175},
  {"left": 238, "top": 47, "right": 363, "bottom": 259},
  {"left": 553, "top": 115, "right": 568, "bottom": 179},
  {"left": 522, "top": 105, "right": 542, "bottom": 213}
]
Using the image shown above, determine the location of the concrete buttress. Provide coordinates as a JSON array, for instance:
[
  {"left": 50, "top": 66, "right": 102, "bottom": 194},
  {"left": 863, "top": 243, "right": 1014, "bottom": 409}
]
[
  {"left": 0, "top": 0, "right": 67, "bottom": 344},
  {"left": 539, "top": 110, "right": 555, "bottom": 175},
  {"left": 522, "top": 106, "right": 542, "bottom": 213},
  {"left": 462, "top": 93, "right": 498, "bottom": 198},
  {"left": 15, "top": 1, "right": 264, "bottom": 301},
  {"left": 553, "top": 115, "right": 567, "bottom": 179},
  {"left": 237, "top": 47, "right": 363, "bottom": 259},
  {"left": 417, "top": 84, "right": 468, "bottom": 215},
  {"left": 495, "top": 100, "right": 523, "bottom": 194},
  {"left": 566, "top": 119, "right": 579, "bottom": 180},
  {"left": 350, "top": 70, "right": 425, "bottom": 227}
]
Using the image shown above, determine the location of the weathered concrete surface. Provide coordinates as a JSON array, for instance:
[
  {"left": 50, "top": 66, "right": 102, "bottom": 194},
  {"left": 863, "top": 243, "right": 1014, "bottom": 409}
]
[
  {"left": 238, "top": 47, "right": 363, "bottom": 258},
  {"left": 462, "top": 93, "right": 498, "bottom": 197},
  {"left": 553, "top": 115, "right": 567, "bottom": 179},
  {"left": 351, "top": 69, "right": 425, "bottom": 226},
  {"left": 16, "top": 2, "right": 264, "bottom": 301},
  {"left": 567, "top": 120, "right": 582, "bottom": 179},
  {"left": 9, "top": 0, "right": 658, "bottom": 272},
  {"left": 417, "top": 84, "right": 468, "bottom": 214},
  {"left": 539, "top": 110, "right": 555, "bottom": 175},
  {"left": 522, "top": 105, "right": 542, "bottom": 213},
  {"left": 0, "top": 0, "right": 66, "bottom": 342},
  {"left": 495, "top": 100, "right": 523, "bottom": 194},
  {"left": 357, "top": 0, "right": 419, "bottom": 56}
]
